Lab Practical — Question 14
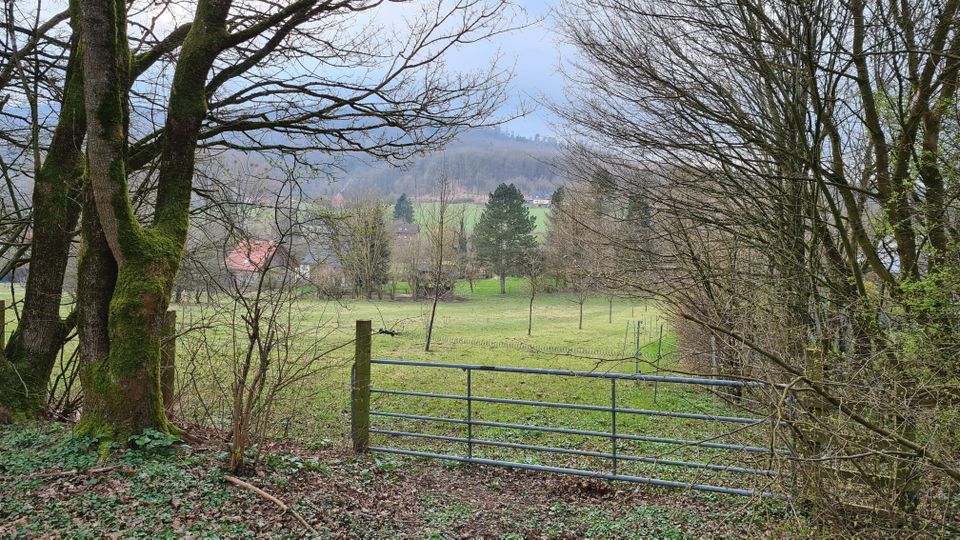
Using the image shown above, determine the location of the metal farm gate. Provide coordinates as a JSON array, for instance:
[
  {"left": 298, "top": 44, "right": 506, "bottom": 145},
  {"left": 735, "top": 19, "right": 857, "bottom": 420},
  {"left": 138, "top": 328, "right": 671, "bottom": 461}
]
[{"left": 349, "top": 321, "right": 788, "bottom": 499}]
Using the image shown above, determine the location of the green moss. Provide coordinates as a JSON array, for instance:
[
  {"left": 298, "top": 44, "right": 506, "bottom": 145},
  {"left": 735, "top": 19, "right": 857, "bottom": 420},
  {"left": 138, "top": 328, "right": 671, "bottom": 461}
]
[
  {"left": 73, "top": 412, "right": 119, "bottom": 441},
  {"left": 0, "top": 339, "right": 60, "bottom": 421},
  {"left": 76, "top": 243, "right": 184, "bottom": 442},
  {"left": 70, "top": 0, "right": 220, "bottom": 444}
]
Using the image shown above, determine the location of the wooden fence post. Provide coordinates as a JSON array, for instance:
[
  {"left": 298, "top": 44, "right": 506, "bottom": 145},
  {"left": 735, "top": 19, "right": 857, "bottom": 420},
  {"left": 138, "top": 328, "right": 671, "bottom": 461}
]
[
  {"left": 160, "top": 310, "right": 177, "bottom": 414},
  {"left": 352, "top": 319, "right": 372, "bottom": 453}
]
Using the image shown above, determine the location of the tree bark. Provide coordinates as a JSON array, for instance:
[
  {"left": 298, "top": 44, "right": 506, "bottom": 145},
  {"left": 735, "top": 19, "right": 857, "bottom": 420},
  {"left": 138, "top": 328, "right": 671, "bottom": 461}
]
[
  {"left": 0, "top": 13, "right": 85, "bottom": 420},
  {"left": 75, "top": 0, "right": 229, "bottom": 439},
  {"left": 76, "top": 181, "right": 118, "bottom": 432},
  {"left": 499, "top": 271, "right": 506, "bottom": 294}
]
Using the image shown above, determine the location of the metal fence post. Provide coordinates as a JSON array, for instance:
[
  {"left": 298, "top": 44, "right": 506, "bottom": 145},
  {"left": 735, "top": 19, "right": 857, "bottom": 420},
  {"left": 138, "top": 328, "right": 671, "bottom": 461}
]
[
  {"left": 710, "top": 335, "right": 718, "bottom": 377},
  {"left": 466, "top": 368, "right": 473, "bottom": 460},
  {"left": 653, "top": 324, "right": 664, "bottom": 403},
  {"left": 634, "top": 321, "right": 640, "bottom": 374},
  {"left": 160, "top": 310, "right": 177, "bottom": 414},
  {"left": 611, "top": 378, "right": 618, "bottom": 475},
  {"left": 352, "top": 320, "right": 372, "bottom": 453}
]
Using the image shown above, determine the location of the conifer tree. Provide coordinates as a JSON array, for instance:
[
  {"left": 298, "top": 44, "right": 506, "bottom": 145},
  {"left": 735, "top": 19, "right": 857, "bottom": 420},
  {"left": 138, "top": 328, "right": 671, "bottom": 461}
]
[
  {"left": 393, "top": 194, "right": 415, "bottom": 224},
  {"left": 473, "top": 184, "right": 537, "bottom": 294}
]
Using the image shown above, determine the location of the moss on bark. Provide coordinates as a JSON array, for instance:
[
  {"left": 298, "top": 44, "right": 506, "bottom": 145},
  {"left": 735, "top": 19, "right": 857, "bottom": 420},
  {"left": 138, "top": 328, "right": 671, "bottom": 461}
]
[
  {"left": 74, "top": 0, "right": 227, "bottom": 442},
  {"left": 0, "top": 6, "right": 86, "bottom": 421}
]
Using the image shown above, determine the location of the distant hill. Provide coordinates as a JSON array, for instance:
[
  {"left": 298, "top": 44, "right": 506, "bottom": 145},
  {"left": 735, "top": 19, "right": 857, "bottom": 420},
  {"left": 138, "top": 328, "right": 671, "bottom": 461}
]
[{"left": 318, "top": 127, "right": 562, "bottom": 200}]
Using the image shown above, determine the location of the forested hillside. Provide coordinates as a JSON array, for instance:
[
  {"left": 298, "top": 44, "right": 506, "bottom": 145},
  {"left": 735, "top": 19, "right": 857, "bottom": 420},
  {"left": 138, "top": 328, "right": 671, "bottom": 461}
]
[{"left": 321, "top": 128, "right": 560, "bottom": 198}]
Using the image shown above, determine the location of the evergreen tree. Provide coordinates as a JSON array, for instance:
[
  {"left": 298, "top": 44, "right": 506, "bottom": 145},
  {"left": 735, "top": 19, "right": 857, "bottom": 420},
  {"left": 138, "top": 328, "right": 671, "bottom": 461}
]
[
  {"left": 473, "top": 183, "right": 537, "bottom": 294},
  {"left": 550, "top": 186, "right": 566, "bottom": 206},
  {"left": 393, "top": 193, "right": 415, "bottom": 223}
]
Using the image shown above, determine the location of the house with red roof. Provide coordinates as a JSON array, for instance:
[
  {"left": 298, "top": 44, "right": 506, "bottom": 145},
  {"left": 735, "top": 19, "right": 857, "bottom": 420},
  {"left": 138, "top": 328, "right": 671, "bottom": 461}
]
[{"left": 225, "top": 240, "right": 294, "bottom": 274}]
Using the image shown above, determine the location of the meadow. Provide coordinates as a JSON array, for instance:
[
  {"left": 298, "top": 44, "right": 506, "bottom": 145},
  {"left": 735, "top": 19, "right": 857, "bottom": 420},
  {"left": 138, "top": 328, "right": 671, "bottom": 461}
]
[
  {"left": 1, "top": 277, "right": 780, "bottom": 496},
  {"left": 168, "top": 278, "right": 781, "bottom": 496}
]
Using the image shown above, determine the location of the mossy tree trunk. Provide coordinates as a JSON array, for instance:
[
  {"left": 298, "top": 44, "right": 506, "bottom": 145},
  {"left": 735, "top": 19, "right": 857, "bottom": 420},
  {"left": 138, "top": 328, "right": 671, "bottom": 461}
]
[
  {"left": 0, "top": 9, "right": 85, "bottom": 421},
  {"left": 75, "top": 0, "right": 230, "bottom": 439}
]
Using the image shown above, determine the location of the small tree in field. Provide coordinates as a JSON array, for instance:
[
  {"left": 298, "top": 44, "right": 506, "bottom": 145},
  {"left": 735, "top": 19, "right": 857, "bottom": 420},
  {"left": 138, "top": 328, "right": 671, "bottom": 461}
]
[
  {"left": 393, "top": 194, "right": 415, "bottom": 224},
  {"left": 520, "top": 248, "right": 546, "bottom": 336},
  {"left": 422, "top": 176, "right": 460, "bottom": 351},
  {"left": 473, "top": 184, "right": 537, "bottom": 294}
]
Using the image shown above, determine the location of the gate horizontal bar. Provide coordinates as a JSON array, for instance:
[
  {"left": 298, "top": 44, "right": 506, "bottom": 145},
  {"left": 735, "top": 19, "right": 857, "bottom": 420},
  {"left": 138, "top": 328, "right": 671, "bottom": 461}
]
[
  {"left": 369, "top": 410, "right": 784, "bottom": 454},
  {"left": 372, "top": 358, "right": 766, "bottom": 387},
  {"left": 369, "top": 446, "right": 782, "bottom": 498},
  {"left": 371, "top": 389, "right": 774, "bottom": 425},
  {"left": 370, "top": 427, "right": 776, "bottom": 476}
]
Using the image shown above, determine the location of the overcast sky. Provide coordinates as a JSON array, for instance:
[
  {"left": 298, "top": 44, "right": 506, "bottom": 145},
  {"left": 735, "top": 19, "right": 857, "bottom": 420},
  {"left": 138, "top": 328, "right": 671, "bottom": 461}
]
[
  {"left": 409, "top": 0, "right": 567, "bottom": 139},
  {"left": 34, "top": 0, "right": 568, "bottom": 139},
  {"left": 494, "top": 0, "right": 566, "bottom": 138}
]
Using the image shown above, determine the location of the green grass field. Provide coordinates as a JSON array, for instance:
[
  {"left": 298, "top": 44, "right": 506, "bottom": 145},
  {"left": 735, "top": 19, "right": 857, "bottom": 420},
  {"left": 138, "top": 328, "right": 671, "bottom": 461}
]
[
  {"left": 171, "top": 278, "right": 779, "bottom": 494},
  {"left": 1, "top": 277, "right": 779, "bottom": 494},
  {"left": 414, "top": 203, "right": 551, "bottom": 233}
]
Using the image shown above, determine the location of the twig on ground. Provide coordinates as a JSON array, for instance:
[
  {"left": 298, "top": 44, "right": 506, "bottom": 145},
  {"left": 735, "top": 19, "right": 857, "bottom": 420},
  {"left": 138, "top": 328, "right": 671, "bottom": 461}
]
[{"left": 223, "top": 474, "right": 318, "bottom": 536}]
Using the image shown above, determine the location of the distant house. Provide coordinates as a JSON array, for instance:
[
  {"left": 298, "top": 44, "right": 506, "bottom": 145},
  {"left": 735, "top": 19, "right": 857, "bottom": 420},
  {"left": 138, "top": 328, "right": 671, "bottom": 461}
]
[
  {"left": 299, "top": 252, "right": 319, "bottom": 277},
  {"left": 524, "top": 192, "right": 552, "bottom": 207},
  {"left": 225, "top": 240, "right": 294, "bottom": 274},
  {"left": 393, "top": 221, "right": 420, "bottom": 242}
]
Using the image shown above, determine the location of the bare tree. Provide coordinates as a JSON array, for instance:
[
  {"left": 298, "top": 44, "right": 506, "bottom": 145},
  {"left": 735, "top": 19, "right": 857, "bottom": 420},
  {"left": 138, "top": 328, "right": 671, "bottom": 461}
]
[
  {"left": 393, "top": 224, "right": 424, "bottom": 300},
  {"left": 0, "top": 2, "right": 83, "bottom": 420},
  {"left": 520, "top": 247, "right": 545, "bottom": 336},
  {"left": 0, "top": 0, "right": 524, "bottom": 434},
  {"left": 545, "top": 183, "right": 612, "bottom": 330},
  {"left": 173, "top": 169, "right": 341, "bottom": 474},
  {"left": 325, "top": 199, "right": 392, "bottom": 300},
  {"left": 556, "top": 0, "right": 960, "bottom": 526},
  {"left": 453, "top": 213, "right": 480, "bottom": 293},
  {"left": 422, "top": 175, "right": 459, "bottom": 351}
]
